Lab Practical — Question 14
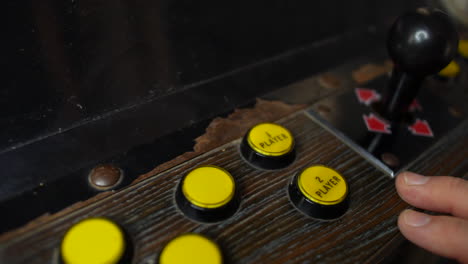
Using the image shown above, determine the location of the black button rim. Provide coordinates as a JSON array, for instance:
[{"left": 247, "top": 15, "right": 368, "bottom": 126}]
[
  {"left": 288, "top": 169, "right": 349, "bottom": 220},
  {"left": 175, "top": 170, "right": 240, "bottom": 223},
  {"left": 239, "top": 125, "right": 296, "bottom": 170}
]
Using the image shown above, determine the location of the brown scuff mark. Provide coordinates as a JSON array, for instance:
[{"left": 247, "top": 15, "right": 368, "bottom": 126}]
[
  {"left": 133, "top": 98, "right": 306, "bottom": 183},
  {"left": 0, "top": 99, "right": 305, "bottom": 240},
  {"left": 352, "top": 60, "right": 393, "bottom": 85},
  {"left": 318, "top": 72, "right": 342, "bottom": 89},
  {"left": 195, "top": 98, "right": 306, "bottom": 152}
]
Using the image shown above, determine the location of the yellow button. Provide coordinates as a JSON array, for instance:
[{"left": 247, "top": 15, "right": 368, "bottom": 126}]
[
  {"left": 298, "top": 165, "right": 348, "bottom": 205},
  {"left": 182, "top": 166, "right": 235, "bottom": 209},
  {"left": 160, "top": 234, "right": 222, "bottom": 264},
  {"left": 438, "top": 60, "right": 460, "bottom": 78},
  {"left": 61, "top": 218, "right": 125, "bottom": 264},
  {"left": 459, "top": 40, "right": 468, "bottom": 58},
  {"left": 247, "top": 123, "right": 294, "bottom": 157}
]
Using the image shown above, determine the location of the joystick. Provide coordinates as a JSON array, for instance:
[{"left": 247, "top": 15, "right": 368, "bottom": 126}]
[
  {"left": 382, "top": 8, "right": 459, "bottom": 121},
  {"left": 308, "top": 7, "right": 464, "bottom": 177}
]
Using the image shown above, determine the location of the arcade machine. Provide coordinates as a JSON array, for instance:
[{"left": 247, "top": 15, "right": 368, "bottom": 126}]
[{"left": 1, "top": 0, "right": 467, "bottom": 263}]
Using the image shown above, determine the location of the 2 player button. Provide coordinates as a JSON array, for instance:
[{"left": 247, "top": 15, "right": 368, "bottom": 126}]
[{"left": 288, "top": 165, "right": 349, "bottom": 220}]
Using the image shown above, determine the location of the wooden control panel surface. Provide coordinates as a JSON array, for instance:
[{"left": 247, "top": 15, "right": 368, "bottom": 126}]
[{"left": 1, "top": 107, "right": 467, "bottom": 263}]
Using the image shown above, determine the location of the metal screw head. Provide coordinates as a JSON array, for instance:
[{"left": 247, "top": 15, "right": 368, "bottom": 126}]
[
  {"left": 318, "top": 73, "right": 342, "bottom": 89},
  {"left": 88, "top": 164, "right": 123, "bottom": 191},
  {"left": 381, "top": 153, "right": 400, "bottom": 168},
  {"left": 316, "top": 104, "right": 331, "bottom": 116},
  {"left": 449, "top": 106, "right": 464, "bottom": 118}
]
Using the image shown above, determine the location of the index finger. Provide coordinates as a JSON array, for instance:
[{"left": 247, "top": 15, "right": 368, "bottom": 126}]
[{"left": 396, "top": 172, "right": 468, "bottom": 219}]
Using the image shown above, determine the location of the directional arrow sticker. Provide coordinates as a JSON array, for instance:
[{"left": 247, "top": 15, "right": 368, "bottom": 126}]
[
  {"left": 355, "top": 88, "right": 381, "bottom": 106},
  {"left": 408, "top": 119, "right": 434, "bottom": 137},
  {"left": 363, "top": 113, "right": 392, "bottom": 134},
  {"left": 409, "top": 99, "right": 423, "bottom": 112}
]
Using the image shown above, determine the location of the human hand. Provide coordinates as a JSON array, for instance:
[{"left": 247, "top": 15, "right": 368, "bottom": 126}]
[{"left": 396, "top": 171, "right": 468, "bottom": 263}]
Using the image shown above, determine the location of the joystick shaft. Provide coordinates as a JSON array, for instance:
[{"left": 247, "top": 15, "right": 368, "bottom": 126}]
[{"left": 383, "top": 69, "right": 422, "bottom": 121}]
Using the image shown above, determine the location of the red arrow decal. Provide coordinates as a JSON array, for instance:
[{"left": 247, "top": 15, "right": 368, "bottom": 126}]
[
  {"left": 409, "top": 99, "right": 423, "bottom": 112},
  {"left": 363, "top": 113, "right": 391, "bottom": 134},
  {"left": 408, "top": 119, "right": 434, "bottom": 137},
  {"left": 355, "top": 88, "right": 381, "bottom": 106}
]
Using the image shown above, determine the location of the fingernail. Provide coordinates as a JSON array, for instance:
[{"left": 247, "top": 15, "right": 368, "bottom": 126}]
[
  {"left": 403, "top": 210, "right": 431, "bottom": 227},
  {"left": 404, "top": 172, "right": 429, "bottom": 185}
]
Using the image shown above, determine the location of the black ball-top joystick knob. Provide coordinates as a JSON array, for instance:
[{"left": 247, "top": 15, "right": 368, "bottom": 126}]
[{"left": 382, "top": 8, "right": 458, "bottom": 121}]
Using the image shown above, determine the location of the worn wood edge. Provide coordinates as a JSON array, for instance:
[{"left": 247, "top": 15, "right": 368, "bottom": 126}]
[
  {"left": 0, "top": 139, "right": 237, "bottom": 248},
  {"left": 352, "top": 61, "right": 393, "bottom": 85},
  {"left": 0, "top": 57, "right": 459, "bottom": 260},
  {"left": 132, "top": 98, "right": 306, "bottom": 184},
  {"left": 0, "top": 109, "right": 309, "bottom": 250},
  {"left": 0, "top": 100, "right": 305, "bottom": 242},
  {"left": 0, "top": 56, "right": 393, "bottom": 240},
  {"left": 2, "top": 105, "right": 466, "bottom": 252},
  {"left": 0, "top": 112, "right": 360, "bottom": 263},
  {"left": 1, "top": 112, "right": 467, "bottom": 263}
]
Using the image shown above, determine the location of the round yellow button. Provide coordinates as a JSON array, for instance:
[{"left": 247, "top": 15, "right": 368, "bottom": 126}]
[
  {"left": 247, "top": 123, "right": 294, "bottom": 157},
  {"left": 459, "top": 40, "right": 468, "bottom": 58},
  {"left": 298, "top": 165, "right": 348, "bottom": 205},
  {"left": 438, "top": 60, "right": 460, "bottom": 78},
  {"left": 182, "top": 166, "right": 235, "bottom": 209},
  {"left": 160, "top": 234, "right": 222, "bottom": 264},
  {"left": 61, "top": 218, "right": 125, "bottom": 264}
]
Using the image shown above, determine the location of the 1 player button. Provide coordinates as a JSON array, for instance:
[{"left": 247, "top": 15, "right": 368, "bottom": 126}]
[
  {"left": 288, "top": 165, "right": 349, "bottom": 220},
  {"left": 240, "top": 123, "right": 296, "bottom": 170}
]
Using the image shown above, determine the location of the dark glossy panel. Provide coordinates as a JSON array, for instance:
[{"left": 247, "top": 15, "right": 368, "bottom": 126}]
[
  {"left": 1, "top": 0, "right": 421, "bottom": 151},
  {"left": 0, "top": 30, "right": 378, "bottom": 232}
]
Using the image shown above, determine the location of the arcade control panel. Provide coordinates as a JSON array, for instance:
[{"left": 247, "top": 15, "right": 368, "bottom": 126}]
[{"left": 1, "top": 6, "right": 468, "bottom": 264}]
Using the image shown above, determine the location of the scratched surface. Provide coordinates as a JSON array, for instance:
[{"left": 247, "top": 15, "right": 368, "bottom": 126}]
[{"left": 1, "top": 111, "right": 467, "bottom": 264}]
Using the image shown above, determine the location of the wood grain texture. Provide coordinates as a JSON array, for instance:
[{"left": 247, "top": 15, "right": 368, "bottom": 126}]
[
  {"left": 133, "top": 99, "right": 306, "bottom": 185},
  {"left": 1, "top": 111, "right": 467, "bottom": 264},
  {"left": 0, "top": 99, "right": 305, "bottom": 237}
]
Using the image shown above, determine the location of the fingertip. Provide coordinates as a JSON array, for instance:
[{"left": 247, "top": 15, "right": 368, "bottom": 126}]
[
  {"left": 396, "top": 174, "right": 468, "bottom": 218},
  {"left": 398, "top": 209, "right": 412, "bottom": 235},
  {"left": 398, "top": 209, "right": 432, "bottom": 244},
  {"left": 397, "top": 171, "right": 429, "bottom": 185},
  {"left": 400, "top": 209, "right": 431, "bottom": 228},
  {"left": 397, "top": 209, "right": 408, "bottom": 230},
  {"left": 403, "top": 172, "right": 429, "bottom": 186},
  {"left": 398, "top": 209, "right": 411, "bottom": 229},
  {"left": 395, "top": 171, "right": 407, "bottom": 191},
  {"left": 395, "top": 171, "right": 430, "bottom": 202},
  {"left": 395, "top": 172, "right": 413, "bottom": 200}
]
